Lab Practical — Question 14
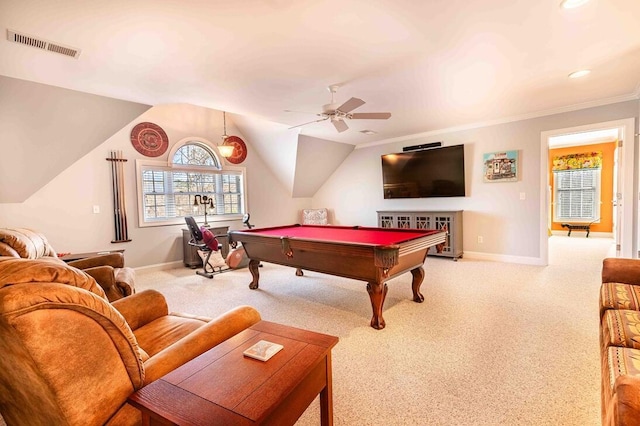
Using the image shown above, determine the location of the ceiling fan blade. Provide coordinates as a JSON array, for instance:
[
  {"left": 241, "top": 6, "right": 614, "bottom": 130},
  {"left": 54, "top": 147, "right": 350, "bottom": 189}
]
[
  {"left": 284, "top": 109, "right": 322, "bottom": 116},
  {"left": 332, "top": 119, "right": 349, "bottom": 133},
  {"left": 336, "top": 97, "right": 365, "bottom": 113},
  {"left": 288, "top": 116, "right": 329, "bottom": 130},
  {"left": 350, "top": 112, "right": 391, "bottom": 120}
]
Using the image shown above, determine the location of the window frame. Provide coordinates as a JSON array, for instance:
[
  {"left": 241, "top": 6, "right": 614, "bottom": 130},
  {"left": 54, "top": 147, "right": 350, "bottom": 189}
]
[{"left": 135, "top": 137, "right": 248, "bottom": 228}]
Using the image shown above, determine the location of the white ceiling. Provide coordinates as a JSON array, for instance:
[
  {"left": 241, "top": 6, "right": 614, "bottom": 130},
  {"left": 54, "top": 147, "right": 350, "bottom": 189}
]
[{"left": 1, "top": 0, "right": 639, "bottom": 146}]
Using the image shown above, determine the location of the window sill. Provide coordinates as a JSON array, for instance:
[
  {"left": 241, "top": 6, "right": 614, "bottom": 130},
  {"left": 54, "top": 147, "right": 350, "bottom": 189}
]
[{"left": 139, "top": 214, "right": 244, "bottom": 228}]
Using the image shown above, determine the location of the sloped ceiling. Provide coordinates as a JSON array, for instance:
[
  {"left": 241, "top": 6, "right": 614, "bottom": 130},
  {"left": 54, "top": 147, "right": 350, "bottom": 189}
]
[
  {"left": 231, "top": 114, "right": 353, "bottom": 197},
  {"left": 1, "top": 0, "right": 638, "bottom": 147},
  {"left": 0, "top": 75, "right": 151, "bottom": 203},
  {"left": 293, "top": 135, "right": 354, "bottom": 197},
  {"left": 1, "top": 0, "right": 639, "bottom": 201},
  {"left": 230, "top": 114, "right": 298, "bottom": 194}
]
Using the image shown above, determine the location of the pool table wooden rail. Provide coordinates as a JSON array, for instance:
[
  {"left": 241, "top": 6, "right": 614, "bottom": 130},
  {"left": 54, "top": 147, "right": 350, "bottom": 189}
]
[{"left": 229, "top": 225, "right": 446, "bottom": 329}]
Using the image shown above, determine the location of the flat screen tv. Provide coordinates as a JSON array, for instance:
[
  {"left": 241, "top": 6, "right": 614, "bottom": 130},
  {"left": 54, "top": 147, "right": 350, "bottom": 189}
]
[{"left": 381, "top": 144, "right": 466, "bottom": 198}]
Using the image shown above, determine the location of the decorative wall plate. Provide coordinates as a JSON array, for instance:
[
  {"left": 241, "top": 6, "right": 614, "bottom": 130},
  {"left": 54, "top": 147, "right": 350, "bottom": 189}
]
[
  {"left": 224, "top": 136, "right": 248, "bottom": 164},
  {"left": 130, "top": 122, "right": 169, "bottom": 157}
]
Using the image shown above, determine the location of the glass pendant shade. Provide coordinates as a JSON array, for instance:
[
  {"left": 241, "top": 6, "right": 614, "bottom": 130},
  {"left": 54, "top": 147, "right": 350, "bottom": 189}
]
[{"left": 218, "top": 142, "right": 235, "bottom": 158}]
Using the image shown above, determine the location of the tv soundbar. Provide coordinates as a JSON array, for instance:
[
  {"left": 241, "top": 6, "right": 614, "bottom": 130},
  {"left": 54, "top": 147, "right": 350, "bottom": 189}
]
[{"left": 402, "top": 142, "right": 442, "bottom": 152}]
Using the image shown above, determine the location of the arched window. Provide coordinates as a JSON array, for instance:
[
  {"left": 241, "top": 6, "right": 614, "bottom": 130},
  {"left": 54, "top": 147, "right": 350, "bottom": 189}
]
[
  {"left": 172, "top": 144, "right": 220, "bottom": 167},
  {"left": 136, "top": 139, "right": 246, "bottom": 227}
]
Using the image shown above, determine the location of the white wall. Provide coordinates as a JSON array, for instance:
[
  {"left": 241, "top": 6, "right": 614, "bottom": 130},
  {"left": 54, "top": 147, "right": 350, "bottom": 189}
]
[
  {"left": 0, "top": 103, "right": 306, "bottom": 267},
  {"left": 314, "top": 100, "right": 640, "bottom": 264}
]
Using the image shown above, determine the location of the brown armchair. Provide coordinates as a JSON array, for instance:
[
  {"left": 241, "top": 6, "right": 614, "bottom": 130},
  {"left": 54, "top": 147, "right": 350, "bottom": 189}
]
[
  {"left": 0, "top": 258, "right": 261, "bottom": 425},
  {"left": 0, "top": 227, "right": 134, "bottom": 301}
]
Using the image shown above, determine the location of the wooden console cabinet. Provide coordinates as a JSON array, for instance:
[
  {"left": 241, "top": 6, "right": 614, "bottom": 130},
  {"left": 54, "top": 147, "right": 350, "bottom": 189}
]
[
  {"left": 182, "top": 226, "right": 229, "bottom": 268},
  {"left": 377, "top": 210, "right": 463, "bottom": 260}
]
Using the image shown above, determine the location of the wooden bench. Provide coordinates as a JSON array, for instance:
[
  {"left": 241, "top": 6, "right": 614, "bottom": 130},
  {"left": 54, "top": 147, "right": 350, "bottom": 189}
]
[{"left": 560, "top": 221, "right": 595, "bottom": 237}]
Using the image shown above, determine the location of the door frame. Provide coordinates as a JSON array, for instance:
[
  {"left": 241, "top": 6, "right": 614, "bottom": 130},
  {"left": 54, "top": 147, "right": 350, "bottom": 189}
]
[{"left": 539, "top": 118, "right": 635, "bottom": 265}]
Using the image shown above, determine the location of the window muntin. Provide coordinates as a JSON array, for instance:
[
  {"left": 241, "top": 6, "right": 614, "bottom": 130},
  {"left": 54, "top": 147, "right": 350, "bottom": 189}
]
[
  {"left": 172, "top": 144, "right": 219, "bottom": 166},
  {"left": 137, "top": 140, "right": 246, "bottom": 227}
]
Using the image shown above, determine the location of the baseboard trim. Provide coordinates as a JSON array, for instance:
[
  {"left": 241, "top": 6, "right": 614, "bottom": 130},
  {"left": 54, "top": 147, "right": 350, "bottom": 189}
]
[
  {"left": 462, "top": 251, "right": 545, "bottom": 266},
  {"left": 134, "top": 260, "right": 184, "bottom": 273},
  {"left": 550, "top": 231, "right": 613, "bottom": 238}
]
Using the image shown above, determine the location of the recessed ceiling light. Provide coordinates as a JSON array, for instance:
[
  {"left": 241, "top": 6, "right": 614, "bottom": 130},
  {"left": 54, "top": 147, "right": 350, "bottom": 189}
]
[
  {"left": 560, "top": 0, "right": 589, "bottom": 9},
  {"left": 360, "top": 130, "right": 377, "bottom": 135},
  {"left": 568, "top": 69, "right": 591, "bottom": 79}
]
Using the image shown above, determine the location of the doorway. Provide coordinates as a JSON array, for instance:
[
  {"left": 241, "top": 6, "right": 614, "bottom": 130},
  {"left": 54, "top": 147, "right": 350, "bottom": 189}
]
[{"left": 539, "top": 118, "right": 635, "bottom": 265}]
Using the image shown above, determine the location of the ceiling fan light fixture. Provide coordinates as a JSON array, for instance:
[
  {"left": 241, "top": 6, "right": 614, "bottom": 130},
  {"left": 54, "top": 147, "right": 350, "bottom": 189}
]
[
  {"left": 288, "top": 86, "right": 391, "bottom": 133},
  {"left": 360, "top": 130, "right": 377, "bottom": 135},
  {"left": 560, "top": 0, "right": 589, "bottom": 9},
  {"left": 218, "top": 111, "right": 235, "bottom": 158},
  {"left": 568, "top": 69, "right": 591, "bottom": 79}
]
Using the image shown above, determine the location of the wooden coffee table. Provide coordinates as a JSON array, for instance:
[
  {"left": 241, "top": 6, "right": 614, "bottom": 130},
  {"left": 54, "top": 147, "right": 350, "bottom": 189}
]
[{"left": 128, "top": 321, "right": 339, "bottom": 425}]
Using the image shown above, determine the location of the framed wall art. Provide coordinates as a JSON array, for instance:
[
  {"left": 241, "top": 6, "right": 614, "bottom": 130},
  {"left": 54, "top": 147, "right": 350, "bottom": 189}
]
[
  {"left": 483, "top": 150, "right": 518, "bottom": 182},
  {"left": 130, "top": 122, "right": 169, "bottom": 157}
]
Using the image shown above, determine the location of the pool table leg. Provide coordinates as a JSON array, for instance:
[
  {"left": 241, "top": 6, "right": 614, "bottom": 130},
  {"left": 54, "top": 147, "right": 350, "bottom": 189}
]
[
  {"left": 248, "top": 259, "right": 261, "bottom": 289},
  {"left": 366, "top": 281, "right": 388, "bottom": 330},
  {"left": 411, "top": 267, "right": 425, "bottom": 303}
]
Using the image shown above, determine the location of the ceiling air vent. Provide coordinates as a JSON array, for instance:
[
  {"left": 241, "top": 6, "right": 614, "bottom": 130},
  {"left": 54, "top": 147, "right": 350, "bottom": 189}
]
[{"left": 6, "top": 29, "right": 81, "bottom": 59}]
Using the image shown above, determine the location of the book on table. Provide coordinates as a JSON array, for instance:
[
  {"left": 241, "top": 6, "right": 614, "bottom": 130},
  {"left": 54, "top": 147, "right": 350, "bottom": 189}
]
[{"left": 243, "top": 340, "right": 283, "bottom": 361}]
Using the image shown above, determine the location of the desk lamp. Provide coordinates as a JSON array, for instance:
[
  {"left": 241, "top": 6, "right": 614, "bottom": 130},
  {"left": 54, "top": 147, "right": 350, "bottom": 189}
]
[{"left": 193, "top": 195, "right": 215, "bottom": 227}]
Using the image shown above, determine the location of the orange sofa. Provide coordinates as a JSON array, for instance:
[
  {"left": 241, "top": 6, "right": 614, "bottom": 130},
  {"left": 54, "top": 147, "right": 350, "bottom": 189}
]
[
  {"left": 0, "top": 227, "right": 134, "bottom": 301},
  {"left": 599, "top": 258, "right": 640, "bottom": 424},
  {"left": 0, "top": 257, "right": 261, "bottom": 425}
]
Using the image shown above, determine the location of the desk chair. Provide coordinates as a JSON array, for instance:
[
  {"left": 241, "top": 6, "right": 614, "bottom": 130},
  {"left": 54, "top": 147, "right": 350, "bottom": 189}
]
[{"left": 185, "top": 216, "right": 225, "bottom": 278}]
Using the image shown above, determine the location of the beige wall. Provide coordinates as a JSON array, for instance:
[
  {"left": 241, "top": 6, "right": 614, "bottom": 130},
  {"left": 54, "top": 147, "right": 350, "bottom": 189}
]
[
  {"left": 0, "top": 102, "right": 306, "bottom": 268},
  {"left": 314, "top": 100, "right": 639, "bottom": 264},
  {"left": 1, "top": 75, "right": 637, "bottom": 267}
]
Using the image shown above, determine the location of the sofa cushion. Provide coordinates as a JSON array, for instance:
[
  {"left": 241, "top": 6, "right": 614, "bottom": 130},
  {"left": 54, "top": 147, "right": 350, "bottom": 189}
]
[
  {"left": 602, "top": 309, "right": 640, "bottom": 352},
  {"left": 133, "top": 315, "right": 208, "bottom": 357},
  {"left": 600, "top": 282, "right": 640, "bottom": 317},
  {"left": 0, "top": 257, "right": 106, "bottom": 299},
  {"left": 603, "top": 346, "right": 640, "bottom": 422},
  {"left": 0, "top": 228, "right": 56, "bottom": 259},
  {"left": 0, "top": 282, "right": 145, "bottom": 425}
]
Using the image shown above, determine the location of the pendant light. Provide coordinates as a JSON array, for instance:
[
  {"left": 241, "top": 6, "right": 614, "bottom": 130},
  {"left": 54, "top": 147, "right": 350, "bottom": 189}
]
[{"left": 218, "top": 111, "right": 235, "bottom": 158}]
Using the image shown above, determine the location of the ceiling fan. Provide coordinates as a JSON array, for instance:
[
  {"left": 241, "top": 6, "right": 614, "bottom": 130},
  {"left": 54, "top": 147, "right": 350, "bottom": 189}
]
[{"left": 288, "top": 85, "right": 391, "bottom": 133}]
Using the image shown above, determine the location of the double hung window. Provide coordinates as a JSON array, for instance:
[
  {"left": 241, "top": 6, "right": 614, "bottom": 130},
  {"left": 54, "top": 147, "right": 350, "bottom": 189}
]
[{"left": 552, "top": 152, "right": 602, "bottom": 223}]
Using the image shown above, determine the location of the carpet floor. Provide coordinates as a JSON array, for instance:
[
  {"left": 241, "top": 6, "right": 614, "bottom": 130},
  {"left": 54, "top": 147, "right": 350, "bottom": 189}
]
[{"left": 136, "top": 236, "right": 615, "bottom": 425}]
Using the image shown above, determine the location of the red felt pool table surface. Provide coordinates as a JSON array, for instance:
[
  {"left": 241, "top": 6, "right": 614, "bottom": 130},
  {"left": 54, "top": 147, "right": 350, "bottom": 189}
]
[
  {"left": 229, "top": 224, "right": 447, "bottom": 329},
  {"left": 244, "top": 224, "right": 436, "bottom": 246}
]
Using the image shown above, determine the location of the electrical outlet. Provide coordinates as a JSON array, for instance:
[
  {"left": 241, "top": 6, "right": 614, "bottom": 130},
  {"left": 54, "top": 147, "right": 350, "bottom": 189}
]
[
  {"left": 93, "top": 205, "right": 100, "bottom": 214},
  {"left": 477, "top": 236, "right": 483, "bottom": 244},
  {"left": 519, "top": 192, "right": 526, "bottom": 200}
]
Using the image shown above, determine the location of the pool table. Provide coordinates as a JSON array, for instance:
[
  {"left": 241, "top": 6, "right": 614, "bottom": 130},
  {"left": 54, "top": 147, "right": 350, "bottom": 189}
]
[{"left": 228, "top": 224, "right": 447, "bottom": 329}]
